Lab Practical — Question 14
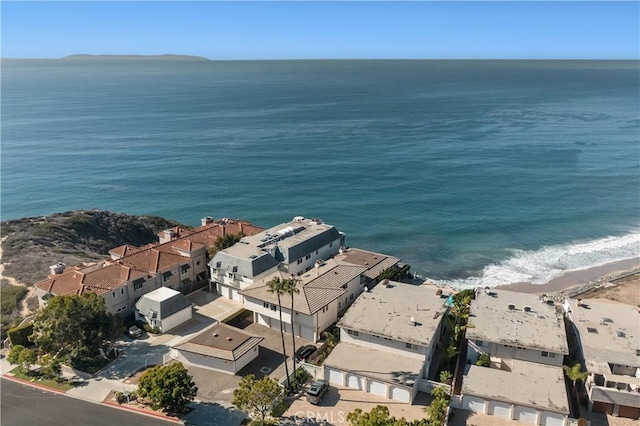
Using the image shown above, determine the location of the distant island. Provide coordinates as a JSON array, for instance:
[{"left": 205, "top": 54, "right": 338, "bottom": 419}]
[{"left": 62, "top": 54, "right": 209, "bottom": 61}]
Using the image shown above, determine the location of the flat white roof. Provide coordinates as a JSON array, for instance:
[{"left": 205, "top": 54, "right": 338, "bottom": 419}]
[
  {"left": 466, "top": 289, "right": 568, "bottom": 354},
  {"left": 143, "top": 286, "right": 181, "bottom": 302},
  {"left": 565, "top": 298, "right": 640, "bottom": 369},
  {"left": 462, "top": 360, "right": 569, "bottom": 414},
  {"left": 337, "top": 282, "right": 448, "bottom": 346},
  {"left": 323, "top": 342, "right": 423, "bottom": 387}
]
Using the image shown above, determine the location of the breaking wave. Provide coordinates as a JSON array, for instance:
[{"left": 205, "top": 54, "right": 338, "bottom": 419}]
[{"left": 445, "top": 232, "right": 640, "bottom": 289}]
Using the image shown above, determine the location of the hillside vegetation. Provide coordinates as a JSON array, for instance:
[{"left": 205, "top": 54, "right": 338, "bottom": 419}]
[{"left": 1, "top": 210, "right": 185, "bottom": 287}]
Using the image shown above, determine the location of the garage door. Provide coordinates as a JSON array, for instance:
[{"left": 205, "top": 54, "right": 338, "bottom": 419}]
[
  {"left": 231, "top": 288, "right": 241, "bottom": 302},
  {"left": 514, "top": 406, "right": 538, "bottom": 424},
  {"left": 390, "top": 386, "right": 411, "bottom": 403},
  {"left": 488, "top": 401, "right": 512, "bottom": 418},
  {"left": 300, "top": 326, "right": 315, "bottom": 342},
  {"left": 326, "top": 368, "right": 344, "bottom": 386},
  {"left": 347, "top": 374, "right": 363, "bottom": 390},
  {"left": 462, "top": 396, "right": 486, "bottom": 414},
  {"left": 368, "top": 380, "right": 387, "bottom": 398},
  {"left": 257, "top": 313, "right": 269, "bottom": 327},
  {"left": 540, "top": 411, "right": 566, "bottom": 426}
]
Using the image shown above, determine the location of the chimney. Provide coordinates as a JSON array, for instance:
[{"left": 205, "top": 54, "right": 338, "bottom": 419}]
[
  {"left": 50, "top": 262, "right": 66, "bottom": 275},
  {"left": 201, "top": 216, "right": 214, "bottom": 226}
]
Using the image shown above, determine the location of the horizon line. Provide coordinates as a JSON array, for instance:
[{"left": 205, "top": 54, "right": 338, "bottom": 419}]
[{"left": 3, "top": 56, "right": 639, "bottom": 61}]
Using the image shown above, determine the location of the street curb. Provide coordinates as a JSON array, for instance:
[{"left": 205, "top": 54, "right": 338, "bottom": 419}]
[
  {"left": 2, "top": 374, "right": 66, "bottom": 394},
  {"left": 102, "top": 399, "right": 182, "bottom": 423}
]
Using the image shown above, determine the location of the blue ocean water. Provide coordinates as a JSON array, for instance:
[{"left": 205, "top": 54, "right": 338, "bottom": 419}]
[{"left": 2, "top": 59, "right": 639, "bottom": 285}]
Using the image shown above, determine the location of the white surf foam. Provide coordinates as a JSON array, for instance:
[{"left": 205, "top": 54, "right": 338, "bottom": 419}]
[{"left": 443, "top": 232, "right": 640, "bottom": 289}]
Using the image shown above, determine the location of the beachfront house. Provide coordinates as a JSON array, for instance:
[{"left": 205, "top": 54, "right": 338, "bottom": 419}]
[
  {"left": 563, "top": 298, "right": 640, "bottom": 419},
  {"left": 322, "top": 281, "right": 448, "bottom": 403},
  {"left": 208, "top": 217, "right": 345, "bottom": 303},
  {"left": 240, "top": 259, "right": 366, "bottom": 342},
  {"left": 461, "top": 289, "right": 570, "bottom": 425}
]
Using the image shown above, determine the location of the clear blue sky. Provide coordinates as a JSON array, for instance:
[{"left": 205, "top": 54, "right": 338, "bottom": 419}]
[{"left": 2, "top": 1, "right": 639, "bottom": 59}]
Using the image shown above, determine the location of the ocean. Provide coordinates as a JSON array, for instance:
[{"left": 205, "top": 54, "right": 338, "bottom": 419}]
[{"left": 2, "top": 59, "right": 639, "bottom": 286}]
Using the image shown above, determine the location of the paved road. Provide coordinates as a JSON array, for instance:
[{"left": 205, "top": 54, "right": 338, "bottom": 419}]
[{"left": 1, "top": 379, "right": 176, "bottom": 426}]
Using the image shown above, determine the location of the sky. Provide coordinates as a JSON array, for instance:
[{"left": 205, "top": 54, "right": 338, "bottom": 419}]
[{"left": 2, "top": 1, "right": 639, "bottom": 60}]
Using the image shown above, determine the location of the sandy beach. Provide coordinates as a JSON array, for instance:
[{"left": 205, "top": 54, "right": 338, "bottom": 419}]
[{"left": 495, "top": 257, "right": 640, "bottom": 304}]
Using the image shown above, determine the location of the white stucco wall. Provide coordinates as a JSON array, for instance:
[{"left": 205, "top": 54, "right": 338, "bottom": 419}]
[
  {"left": 340, "top": 328, "right": 427, "bottom": 360},
  {"left": 159, "top": 306, "right": 193, "bottom": 332},
  {"left": 490, "top": 344, "right": 564, "bottom": 367}
]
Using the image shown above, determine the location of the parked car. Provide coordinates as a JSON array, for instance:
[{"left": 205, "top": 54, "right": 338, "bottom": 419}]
[
  {"left": 306, "top": 379, "right": 329, "bottom": 405},
  {"left": 295, "top": 344, "right": 316, "bottom": 361},
  {"left": 127, "top": 325, "right": 142, "bottom": 338}
]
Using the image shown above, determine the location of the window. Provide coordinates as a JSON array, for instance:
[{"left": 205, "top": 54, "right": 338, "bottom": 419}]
[
  {"left": 297, "top": 259, "right": 303, "bottom": 265},
  {"left": 406, "top": 342, "right": 412, "bottom": 349},
  {"left": 315, "top": 250, "right": 319, "bottom": 255},
  {"left": 542, "top": 351, "right": 549, "bottom": 357},
  {"left": 112, "top": 292, "right": 116, "bottom": 298},
  {"left": 120, "top": 288, "right": 124, "bottom": 295},
  {"left": 330, "top": 242, "right": 333, "bottom": 248},
  {"left": 347, "top": 329, "right": 353, "bottom": 335},
  {"left": 549, "top": 352, "right": 556, "bottom": 358},
  {"left": 263, "top": 302, "right": 269, "bottom": 309},
  {"left": 305, "top": 254, "right": 311, "bottom": 260},
  {"left": 341, "top": 284, "right": 347, "bottom": 289},
  {"left": 353, "top": 330, "right": 359, "bottom": 337},
  {"left": 587, "top": 327, "right": 598, "bottom": 334},
  {"left": 350, "top": 294, "right": 354, "bottom": 301},
  {"left": 181, "top": 264, "right": 190, "bottom": 274},
  {"left": 271, "top": 304, "right": 277, "bottom": 311},
  {"left": 475, "top": 340, "right": 485, "bottom": 346},
  {"left": 134, "top": 280, "right": 144, "bottom": 291}
]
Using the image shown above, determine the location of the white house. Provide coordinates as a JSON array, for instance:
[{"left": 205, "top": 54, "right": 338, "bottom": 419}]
[
  {"left": 323, "top": 281, "right": 449, "bottom": 403},
  {"left": 461, "top": 289, "right": 570, "bottom": 426},
  {"left": 563, "top": 298, "right": 640, "bottom": 419},
  {"left": 171, "top": 323, "right": 264, "bottom": 375},
  {"left": 134, "top": 287, "right": 193, "bottom": 333},
  {"left": 209, "top": 217, "right": 345, "bottom": 303},
  {"left": 240, "top": 259, "right": 366, "bottom": 342}
]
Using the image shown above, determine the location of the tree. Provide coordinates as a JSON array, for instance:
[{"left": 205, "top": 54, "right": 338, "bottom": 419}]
[
  {"left": 266, "top": 277, "right": 291, "bottom": 390},
  {"left": 207, "top": 232, "right": 244, "bottom": 258},
  {"left": 137, "top": 362, "right": 197, "bottom": 413},
  {"left": 426, "top": 385, "right": 450, "bottom": 426},
  {"left": 377, "top": 265, "right": 411, "bottom": 282},
  {"left": 30, "top": 293, "right": 122, "bottom": 361},
  {"left": 283, "top": 277, "right": 300, "bottom": 382},
  {"left": 39, "top": 354, "right": 62, "bottom": 379},
  {"left": 232, "top": 374, "right": 283, "bottom": 426},
  {"left": 7, "top": 345, "right": 26, "bottom": 371},
  {"left": 439, "top": 370, "right": 453, "bottom": 386},
  {"left": 563, "top": 363, "right": 588, "bottom": 396},
  {"left": 347, "top": 405, "right": 409, "bottom": 426}
]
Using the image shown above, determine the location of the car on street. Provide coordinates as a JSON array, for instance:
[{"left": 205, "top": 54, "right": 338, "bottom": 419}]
[
  {"left": 127, "top": 325, "right": 143, "bottom": 338},
  {"left": 295, "top": 344, "right": 317, "bottom": 361},
  {"left": 306, "top": 379, "right": 329, "bottom": 405}
]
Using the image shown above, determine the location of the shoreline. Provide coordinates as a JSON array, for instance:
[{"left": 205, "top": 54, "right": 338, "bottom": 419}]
[{"left": 494, "top": 257, "right": 640, "bottom": 296}]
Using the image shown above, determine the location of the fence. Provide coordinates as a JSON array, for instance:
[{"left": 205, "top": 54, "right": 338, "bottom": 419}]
[
  {"left": 299, "top": 361, "right": 324, "bottom": 379},
  {"left": 417, "top": 379, "right": 451, "bottom": 395}
]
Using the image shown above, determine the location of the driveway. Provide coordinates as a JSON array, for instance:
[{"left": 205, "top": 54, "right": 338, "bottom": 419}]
[
  {"left": 283, "top": 385, "right": 431, "bottom": 425},
  {"left": 229, "top": 318, "right": 315, "bottom": 380}
]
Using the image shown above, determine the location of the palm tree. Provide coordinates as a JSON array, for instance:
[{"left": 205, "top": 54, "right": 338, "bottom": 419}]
[
  {"left": 284, "top": 277, "right": 300, "bottom": 379},
  {"left": 267, "top": 277, "right": 291, "bottom": 390},
  {"left": 563, "top": 363, "right": 588, "bottom": 397}
]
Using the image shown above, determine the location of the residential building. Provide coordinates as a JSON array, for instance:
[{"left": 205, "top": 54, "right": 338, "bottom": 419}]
[
  {"left": 240, "top": 259, "right": 366, "bottom": 342},
  {"left": 323, "top": 281, "right": 449, "bottom": 403},
  {"left": 34, "top": 217, "right": 262, "bottom": 317},
  {"left": 563, "top": 298, "right": 640, "bottom": 419},
  {"left": 171, "top": 322, "right": 264, "bottom": 375},
  {"left": 461, "top": 289, "right": 570, "bottom": 426},
  {"left": 333, "top": 247, "right": 401, "bottom": 289},
  {"left": 134, "top": 287, "right": 193, "bottom": 333},
  {"left": 209, "top": 217, "right": 344, "bottom": 302}
]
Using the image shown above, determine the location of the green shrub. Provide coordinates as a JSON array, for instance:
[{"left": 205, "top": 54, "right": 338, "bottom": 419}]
[
  {"left": 476, "top": 354, "right": 490, "bottom": 367},
  {"left": 7, "top": 323, "right": 34, "bottom": 347},
  {"left": 439, "top": 370, "right": 453, "bottom": 385}
]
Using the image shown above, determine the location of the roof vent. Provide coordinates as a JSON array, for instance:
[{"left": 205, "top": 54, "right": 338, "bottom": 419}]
[
  {"left": 408, "top": 316, "right": 416, "bottom": 326},
  {"left": 507, "top": 304, "right": 516, "bottom": 311},
  {"left": 523, "top": 306, "right": 531, "bottom": 313},
  {"left": 226, "top": 337, "right": 232, "bottom": 341},
  {"left": 364, "top": 286, "right": 369, "bottom": 293},
  {"left": 616, "top": 330, "right": 625, "bottom": 338},
  {"left": 213, "top": 333, "right": 219, "bottom": 337}
]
